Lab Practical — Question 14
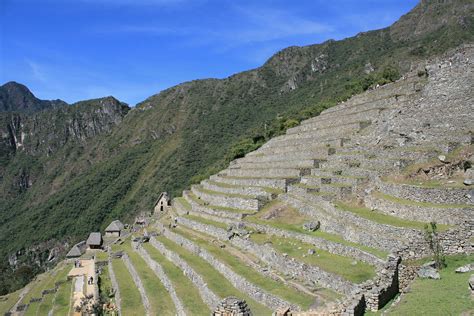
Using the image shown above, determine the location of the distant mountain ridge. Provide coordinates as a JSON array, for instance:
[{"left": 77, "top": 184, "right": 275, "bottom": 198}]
[
  {"left": 0, "top": 0, "right": 473, "bottom": 295},
  {"left": 0, "top": 81, "right": 67, "bottom": 112}
]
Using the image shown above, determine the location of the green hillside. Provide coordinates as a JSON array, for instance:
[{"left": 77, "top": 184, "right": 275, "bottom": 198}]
[{"left": 0, "top": 0, "right": 473, "bottom": 295}]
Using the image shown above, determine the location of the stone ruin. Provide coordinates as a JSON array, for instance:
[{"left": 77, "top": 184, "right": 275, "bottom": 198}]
[{"left": 213, "top": 296, "right": 253, "bottom": 316}]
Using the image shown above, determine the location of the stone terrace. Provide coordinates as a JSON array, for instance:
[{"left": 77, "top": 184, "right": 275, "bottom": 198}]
[{"left": 169, "top": 45, "right": 474, "bottom": 315}]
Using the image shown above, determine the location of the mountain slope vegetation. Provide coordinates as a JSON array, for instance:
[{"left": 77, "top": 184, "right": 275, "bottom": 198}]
[{"left": 1, "top": 0, "right": 473, "bottom": 295}]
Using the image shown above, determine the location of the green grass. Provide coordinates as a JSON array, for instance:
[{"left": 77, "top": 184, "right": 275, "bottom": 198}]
[
  {"left": 182, "top": 214, "right": 229, "bottom": 230},
  {"left": 373, "top": 191, "right": 472, "bottom": 209},
  {"left": 120, "top": 242, "right": 176, "bottom": 316},
  {"left": 335, "top": 202, "right": 451, "bottom": 232},
  {"left": 196, "top": 185, "right": 256, "bottom": 199},
  {"left": 143, "top": 243, "right": 210, "bottom": 316},
  {"left": 246, "top": 200, "right": 388, "bottom": 259},
  {"left": 174, "top": 226, "right": 338, "bottom": 306},
  {"left": 386, "top": 254, "right": 474, "bottom": 315},
  {"left": 0, "top": 288, "right": 22, "bottom": 315},
  {"left": 186, "top": 192, "right": 255, "bottom": 214},
  {"left": 175, "top": 197, "right": 191, "bottom": 210},
  {"left": 20, "top": 265, "right": 69, "bottom": 316},
  {"left": 250, "top": 233, "right": 376, "bottom": 283},
  {"left": 155, "top": 235, "right": 271, "bottom": 315},
  {"left": 52, "top": 277, "right": 73, "bottom": 315},
  {"left": 110, "top": 258, "right": 146, "bottom": 316},
  {"left": 94, "top": 250, "right": 109, "bottom": 262},
  {"left": 36, "top": 265, "right": 70, "bottom": 316}
]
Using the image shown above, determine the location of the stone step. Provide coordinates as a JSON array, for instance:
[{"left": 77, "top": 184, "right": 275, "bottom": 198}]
[
  {"left": 230, "top": 158, "right": 322, "bottom": 170},
  {"left": 219, "top": 167, "right": 307, "bottom": 179},
  {"left": 376, "top": 179, "right": 474, "bottom": 205},
  {"left": 321, "top": 77, "right": 419, "bottom": 115},
  {"left": 183, "top": 191, "right": 247, "bottom": 220},
  {"left": 191, "top": 185, "right": 264, "bottom": 212},
  {"left": 282, "top": 121, "right": 367, "bottom": 141},
  {"left": 310, "top": 167, "right": 375, "bottom": 179},
  {"left": 261, "top": 135, "right": 352, "bottom": 150},
  {"left": 239, "top": 149, "right": 330, "bottom": 163},
  {"left": 303, "top": 96, "right": 409, "bottom": 126},
  {"left": 364, "top": 191, "right": 473, "bottom": 226},
  {"left": 200, "top": 180, "right": 272, "bottom": 199},
  {"left": 291, "top": 108, "right": 383, "bottom": 134},
  {"left": 246, "top": 144, "right": 336, "bottom": 158},
  {"left": 319, "top": 183, "right": 353, "bottom": 200},
  {"left": 300, "top": 175, "right": 368, "bottom": 187},
  {"left": 209, "top": 175, "right": 291, "bottom": 190}
]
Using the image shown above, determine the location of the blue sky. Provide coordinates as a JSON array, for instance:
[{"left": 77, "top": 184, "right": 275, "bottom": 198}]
[{"left": 0, "top": 0, "right": 418, "bottom": 105}]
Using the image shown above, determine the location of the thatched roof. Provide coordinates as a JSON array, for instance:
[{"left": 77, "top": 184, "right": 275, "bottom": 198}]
[
  {"left": 105, "top": 220, "right": 124, "bottom": 232},
  {"left": 66, "top": 245, "right": 82, "bottom": 258},
  {"left": 154, "top": 192, "right": 169, "bottom": 206},
  {"left": 86, "top": 232, "right": 102, "bottom": 246}
]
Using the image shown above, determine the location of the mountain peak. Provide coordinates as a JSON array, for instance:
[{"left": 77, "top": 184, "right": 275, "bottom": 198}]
[{"left": 0, "top": 81, "right": 67, "bottom": 113}]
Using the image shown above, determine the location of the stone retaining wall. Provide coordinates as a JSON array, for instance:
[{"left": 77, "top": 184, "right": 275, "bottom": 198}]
[
  {"left": 281, "top": 193, "right": 416, "bottom": 252},
  {"left": 210, "top": 175, "right": 289, "bottom": 190},
  {"left": 220, "top": 167, "right": 302, "bottom": 178},
  {"left": 148, "top": 238, "right": 221, "bottom": 310},
  {"left": 191, "top": 185, "right": 261, "bottom": 211},
  {"left": 121, "top": 253, "right": 151, "bottom": 316},
  {"left": 156, "top": 224, "right": 298, "bottom": 311},
  {"left": 183, "top": 191, "right": 245, "bottom": 220},
  {"left": 201, "top": 180, "right": 271, "bottom": 199},
  {"left": 377, "top": 179, "right": 474, "bottom": 205},
  {"left": 176, "top": 217, "right": 358, "bottom": 296},
  {"left": 107, "top": 257, "right": 122, "bottom": 315},
  {"left": 364, "top": 191, "right": 472, "bottom": 225},
  {"left": 233, "top": 159, "right": 317, "bottom": 169},
  {"left": 245, "top": 222, "right": 385, "bottom": 267},
  {"left": 134, "top": 244, "right": 186, "bottom": 316}
]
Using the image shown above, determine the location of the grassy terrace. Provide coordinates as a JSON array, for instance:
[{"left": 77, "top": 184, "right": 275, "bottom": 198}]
[
  {"left": 117, "top": 242, "right": 176, "bottom": 316},
  {"left": 183, "top": 214, "right": 228, "bottom": 230},
  {"left": 335, "top": 202, "right": 451, "bottom": 232},
  {"left": 175, "top": 197, "right": 191, "bottom": 210},
  {"left": 246, "top": 200, "right": 388, "bottom": 259},
  {"left": 52, "top": 279, "right": 72, "bottom": 315},
  {"left": 383, "top": 177, "right": 469, "bottom": 189},
  {"left": 205, "top": 180, "right": 285, "bottom": 196},
  {"left": 186, "top": 191, "right": 255, "bottom": 214},
  {"left": 386, "top": 254, "right": 474, "bottom": 315},
  {"left": 373, "top": 191, "right": 472, "bottom": 209},
  {"left": 195, "top": 185, "right": 257, "bottom": 199},
  {"left": 174, "top": 226, "right": 338, "bottom": 307},
  {"left": 142, "top": 243, "right": 210, "bottom": 316},
  {"left": 20, "top": 264, "right": 69, "bottom": 315},
  {"left": 0, "top": 289, "right": 22, "bottom": 315},
  {"left": 155, "top": 235, "right": 271, "bottom": 315},
  {"left": 35, "top": 265, "right": 70, "bottom": 316},
  {"left": 250, "top": 233, "right": 376, "bottom": 283},
  {"left": 110, "top": 257, "right": 146, "bottom": 316}
]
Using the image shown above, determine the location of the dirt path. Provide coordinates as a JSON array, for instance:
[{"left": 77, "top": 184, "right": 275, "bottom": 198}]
[{"left": 68, "top": 258, "right": 98, "bottom": 314}]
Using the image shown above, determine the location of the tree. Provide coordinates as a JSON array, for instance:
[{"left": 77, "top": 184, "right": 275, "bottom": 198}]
[{"left": 424, "top": 222, "right": 446, "bottom": 269}]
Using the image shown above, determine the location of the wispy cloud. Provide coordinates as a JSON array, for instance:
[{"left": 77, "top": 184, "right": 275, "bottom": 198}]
[
  {"left": 26, "top": 59, "right": 48, "bottom": 83},
  {"left": 229, "top": 6, "right": 332, "bottom": 44}
]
